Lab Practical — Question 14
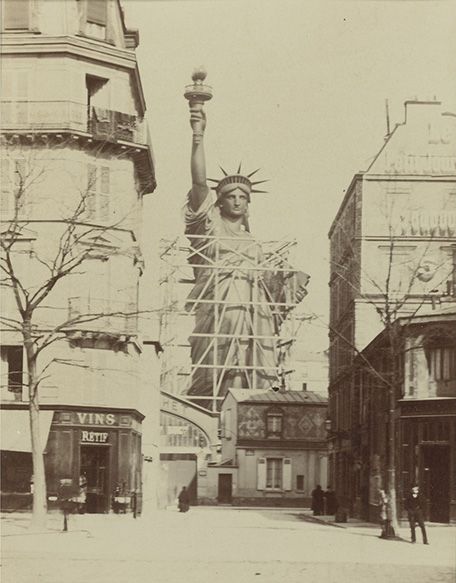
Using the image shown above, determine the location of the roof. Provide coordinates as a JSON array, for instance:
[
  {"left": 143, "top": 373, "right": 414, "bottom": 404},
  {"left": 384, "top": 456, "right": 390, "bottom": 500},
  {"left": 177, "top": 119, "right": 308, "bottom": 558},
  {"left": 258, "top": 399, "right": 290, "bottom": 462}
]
[
  {"left": 398, "top": 302, "right": 456, "bottom": 323},
  {"left": 226, "top": 388, "right": 327, "bottom": 405}
]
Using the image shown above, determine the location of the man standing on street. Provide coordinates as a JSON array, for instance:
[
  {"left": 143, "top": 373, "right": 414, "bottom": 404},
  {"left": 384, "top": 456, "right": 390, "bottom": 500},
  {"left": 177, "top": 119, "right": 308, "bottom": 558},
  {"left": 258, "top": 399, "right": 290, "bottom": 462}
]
[{"left": 404, "top": 485, "right": 429, "bottom": 545}]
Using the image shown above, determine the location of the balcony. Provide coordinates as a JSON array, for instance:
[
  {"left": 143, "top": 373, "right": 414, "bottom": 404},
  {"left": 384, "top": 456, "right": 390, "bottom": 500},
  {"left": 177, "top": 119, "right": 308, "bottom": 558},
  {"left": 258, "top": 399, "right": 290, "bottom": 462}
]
[
  {"left": 68, "top": 297, "right": 138, "bottom": 337},
  {"left": 0, "top": 101, "right": 149, "bottom": 146}
]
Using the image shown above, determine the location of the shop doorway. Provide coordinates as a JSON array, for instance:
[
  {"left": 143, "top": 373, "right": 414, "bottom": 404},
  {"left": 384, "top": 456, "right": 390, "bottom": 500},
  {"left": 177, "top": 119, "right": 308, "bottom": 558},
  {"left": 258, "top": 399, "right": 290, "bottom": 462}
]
[
  {"left": 80, "top": 445, "right": 110, "bottom": 513},
  {"left": 422, "top": 445, "right": 450, "bottom": 523},
  {"left": 217, "top": 474, "right": 232, "bottom": 504}
]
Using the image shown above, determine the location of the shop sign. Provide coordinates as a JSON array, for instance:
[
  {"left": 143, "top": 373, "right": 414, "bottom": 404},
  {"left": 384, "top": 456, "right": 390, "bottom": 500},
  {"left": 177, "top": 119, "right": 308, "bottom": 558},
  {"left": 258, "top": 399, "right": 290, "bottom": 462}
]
[
  {"left": 81, "top": 430, "right": 109, "bottom": 444},
  {"left": 76, "top": 412, "right": 117, "bottom": 426}
]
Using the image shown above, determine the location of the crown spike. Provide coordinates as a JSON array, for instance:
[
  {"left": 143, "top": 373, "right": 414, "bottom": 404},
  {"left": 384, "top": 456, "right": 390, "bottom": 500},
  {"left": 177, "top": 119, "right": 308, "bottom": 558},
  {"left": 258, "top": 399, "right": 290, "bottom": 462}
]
[
  {"left": 219, "top": 166, "right": 228, "bottom": 176},
  {"left": 237, "top": 162, "right": 242, "bottom": 174},
  {"left": 251, "top": 189, "right": 268, "bottom": 194},
  {"left": 247, "top": 168, "right": 261, "bottom": 178},
  {"left": 207, "top": 178, "right": 219, "bottom": 183},
  {"left": 251, "top": 179, "right": 269, "bottom": 186}
]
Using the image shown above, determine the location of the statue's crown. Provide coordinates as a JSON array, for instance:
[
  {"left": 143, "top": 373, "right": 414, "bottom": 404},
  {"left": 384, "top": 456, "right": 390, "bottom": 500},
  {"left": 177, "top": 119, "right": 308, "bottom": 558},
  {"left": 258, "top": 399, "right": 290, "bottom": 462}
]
[{"left": 208, "top": 165, "right": 268, "bottom": 199}]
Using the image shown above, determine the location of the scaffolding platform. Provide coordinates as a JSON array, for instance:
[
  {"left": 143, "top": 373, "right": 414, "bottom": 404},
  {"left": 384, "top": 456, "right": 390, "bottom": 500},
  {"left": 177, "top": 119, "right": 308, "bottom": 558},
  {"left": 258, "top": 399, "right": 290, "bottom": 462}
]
[{"left": 159, "top": 233, "right": 305, "bottom": 413}]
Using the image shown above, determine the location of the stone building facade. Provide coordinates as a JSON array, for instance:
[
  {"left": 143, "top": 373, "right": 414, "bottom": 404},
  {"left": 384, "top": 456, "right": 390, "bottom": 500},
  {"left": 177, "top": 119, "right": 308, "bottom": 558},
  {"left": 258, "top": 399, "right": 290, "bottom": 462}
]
[
  {"left": 199, "top": 389, "right": 327, "bottom": 506},
  {"left": 0, "top": 0, "right": 159, "bottom": 513},
  {"left": 327, "top": 100, "right": 456, "bottom": 520}
]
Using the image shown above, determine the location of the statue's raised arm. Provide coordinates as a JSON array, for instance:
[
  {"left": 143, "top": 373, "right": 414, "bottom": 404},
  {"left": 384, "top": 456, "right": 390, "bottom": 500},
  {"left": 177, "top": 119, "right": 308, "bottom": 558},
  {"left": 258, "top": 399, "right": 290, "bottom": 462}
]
[
  {"left": 184, "top": 68, "right": 213, "bottom": 212},
  {"left": 189, "top": 105, "right": 208, "bottom": 211}
]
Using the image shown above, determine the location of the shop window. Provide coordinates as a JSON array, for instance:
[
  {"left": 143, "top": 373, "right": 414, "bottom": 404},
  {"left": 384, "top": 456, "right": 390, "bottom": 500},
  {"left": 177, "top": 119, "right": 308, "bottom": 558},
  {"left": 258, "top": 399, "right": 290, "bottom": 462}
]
[
  {"left": 266, "top": 407, "right": 283, "bottom": 439},
  {"left": 296, "top": 474, "right": 305, "bottom": 491},
  {"left": 0, "top": 345, "right": 23, "bottom": 394},
  {"left": 3, "top": 0, "right": 30, "bottom": 30},
  {"left": 1, "top": 451, "right": 32, "bottom": 493}
]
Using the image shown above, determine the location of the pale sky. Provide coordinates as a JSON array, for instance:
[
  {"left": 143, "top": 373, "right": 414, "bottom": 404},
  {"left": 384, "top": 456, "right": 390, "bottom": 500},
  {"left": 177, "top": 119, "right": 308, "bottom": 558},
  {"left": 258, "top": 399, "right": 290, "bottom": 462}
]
[{"left": 124, "top": 0, "right": 456, "bottom": 349}]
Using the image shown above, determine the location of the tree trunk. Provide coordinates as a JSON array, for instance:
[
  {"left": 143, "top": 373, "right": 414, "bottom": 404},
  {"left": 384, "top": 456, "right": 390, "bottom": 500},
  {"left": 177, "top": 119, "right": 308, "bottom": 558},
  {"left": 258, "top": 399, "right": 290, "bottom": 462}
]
[
  {"left": 387, "top": 384, "right": 399, "bottom": 534},
  {"left": 24, "top": 327, "right": 48, "bottom": 529}
]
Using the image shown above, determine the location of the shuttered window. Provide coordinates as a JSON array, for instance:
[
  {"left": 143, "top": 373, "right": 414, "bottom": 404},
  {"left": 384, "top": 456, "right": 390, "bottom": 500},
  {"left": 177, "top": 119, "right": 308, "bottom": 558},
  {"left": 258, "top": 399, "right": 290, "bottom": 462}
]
[
  {"left": 86, "top": 163, "right": 110, "bottom": 222},
  {"left": 3, "top": 0, "right": 30, "bottom": 30},
  {"left": 1, "top": 159, "right": 28, "bottom": 216},
  {"left": 429, "top": 347, "right": 456, "bottom": 381},
  {"left": 257, "top": 457, "right": 266, "bottom": 490},
  {"left": 1, "top": 159, "right": 12, "bottom": 214},
  {"left": 1, "top": 70, "right": 30, "bottom": 125},
  {"left": 266, "top": 458, "right": 282, "bottom": 489},
  {"left": 282, "top": 458, "right": 292, "bottom": 491},
  {"left": 87, "top": 0, "right": 107, "bottom": 26}
]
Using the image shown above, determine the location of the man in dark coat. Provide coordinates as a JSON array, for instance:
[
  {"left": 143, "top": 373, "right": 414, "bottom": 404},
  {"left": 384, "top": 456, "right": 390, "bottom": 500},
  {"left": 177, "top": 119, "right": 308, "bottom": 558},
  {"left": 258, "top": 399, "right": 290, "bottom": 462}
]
[
  {"left": 178, "top": 486, "right": 190, "bottom": 513},
  {"left": 311, "top": 485, "right": 324, "bottom": 516},
  {"left": 404, "top": 485, "right": 428, "bottom": 544},
  {"left": 324, "top": 485, "right": 338, "bottom": 515}
]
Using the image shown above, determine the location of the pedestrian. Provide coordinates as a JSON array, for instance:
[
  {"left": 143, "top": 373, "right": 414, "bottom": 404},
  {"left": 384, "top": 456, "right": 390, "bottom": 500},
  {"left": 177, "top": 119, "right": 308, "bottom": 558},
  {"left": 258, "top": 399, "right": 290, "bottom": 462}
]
[
  {"left": 311, "top": 484, "right": 324, "bottom": 516},
  {"left": 178, "top": 486, "right": 190, "bottom": 513},
  {"left": 324, "top": 485, "right": 338, "bottom": 515},
  {"left": 378, "top": 489, "right": 391, "bottom": 538},
  {"left": 404, "top": 485, "right": 429, "bottom": 544}
]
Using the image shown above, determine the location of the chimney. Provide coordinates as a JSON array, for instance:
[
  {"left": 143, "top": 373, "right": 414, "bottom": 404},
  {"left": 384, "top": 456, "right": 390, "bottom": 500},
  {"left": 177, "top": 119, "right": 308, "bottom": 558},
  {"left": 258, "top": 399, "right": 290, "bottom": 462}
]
[{"left": 404, "top": 100, "right": 441, "bottom": 126}]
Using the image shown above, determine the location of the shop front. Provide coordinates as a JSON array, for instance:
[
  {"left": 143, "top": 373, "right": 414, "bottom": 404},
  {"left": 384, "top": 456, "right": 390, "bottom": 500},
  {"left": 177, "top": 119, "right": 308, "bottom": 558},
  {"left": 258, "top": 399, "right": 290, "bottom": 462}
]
[
  {"left": 399, "top": 399, "right": 456, "bottom": 524},
  {"left": 44, "top": 407, "right": 143, "bottom": 514}
]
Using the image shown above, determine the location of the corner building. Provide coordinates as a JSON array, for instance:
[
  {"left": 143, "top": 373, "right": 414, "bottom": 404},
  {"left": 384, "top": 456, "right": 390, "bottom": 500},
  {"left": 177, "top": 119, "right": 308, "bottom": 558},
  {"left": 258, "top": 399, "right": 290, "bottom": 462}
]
[
  {"left": 327, "top": 101, "right": 456, "bottom": 521},
  {"left": 0, "top": 0, "right": 157, "bottom": 513}
]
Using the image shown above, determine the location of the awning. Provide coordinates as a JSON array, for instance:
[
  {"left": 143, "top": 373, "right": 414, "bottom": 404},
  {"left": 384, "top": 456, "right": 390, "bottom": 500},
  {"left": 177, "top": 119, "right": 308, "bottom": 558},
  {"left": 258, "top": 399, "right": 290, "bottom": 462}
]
[{"left": 1, "top": 410, "right": 54, "bottom": 453}]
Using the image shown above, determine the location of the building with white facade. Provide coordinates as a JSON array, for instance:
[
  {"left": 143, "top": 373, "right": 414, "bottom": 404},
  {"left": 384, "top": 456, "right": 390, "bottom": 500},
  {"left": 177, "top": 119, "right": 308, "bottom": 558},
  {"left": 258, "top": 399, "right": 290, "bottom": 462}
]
[
  {"left": 0, "top": 0, "right": 160, "bottom": 514},
  {"left": 327, "top": 100, "right": 456, "bottom": 521}
]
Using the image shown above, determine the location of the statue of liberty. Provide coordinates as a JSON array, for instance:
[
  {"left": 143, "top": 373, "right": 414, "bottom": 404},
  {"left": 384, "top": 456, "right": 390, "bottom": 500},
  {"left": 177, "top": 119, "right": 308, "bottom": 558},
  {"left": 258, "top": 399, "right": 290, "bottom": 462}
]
[{"left": 183, "top": 70, "right": 309, "bottom": 410}]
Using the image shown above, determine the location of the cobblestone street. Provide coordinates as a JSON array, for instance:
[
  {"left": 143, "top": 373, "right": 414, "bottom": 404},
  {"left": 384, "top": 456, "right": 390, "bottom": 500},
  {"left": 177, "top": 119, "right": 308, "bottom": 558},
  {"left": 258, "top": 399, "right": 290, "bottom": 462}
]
[{"left": 2, "top": 507, "right": 455, "bottom": 583}]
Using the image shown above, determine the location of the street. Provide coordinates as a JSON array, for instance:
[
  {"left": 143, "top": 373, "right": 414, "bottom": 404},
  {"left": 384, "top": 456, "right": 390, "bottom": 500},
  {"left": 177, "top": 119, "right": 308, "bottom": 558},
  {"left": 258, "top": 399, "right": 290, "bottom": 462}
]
[{"left": 2, "top": 507, "right": 455, "bottom": 583}]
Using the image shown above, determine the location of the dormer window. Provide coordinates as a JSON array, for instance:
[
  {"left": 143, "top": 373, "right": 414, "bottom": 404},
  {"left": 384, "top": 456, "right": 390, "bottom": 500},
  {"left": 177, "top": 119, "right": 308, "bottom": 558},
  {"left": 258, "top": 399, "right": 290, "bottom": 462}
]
[
  {"left": 3, "top": 0, "right": 30, "bottom": 31},
  {"left": 86, "top": 0, "right": 107, "bottom": 40},
  {"left": 266, "top": 407, "right": 283, "bottom": 439}
]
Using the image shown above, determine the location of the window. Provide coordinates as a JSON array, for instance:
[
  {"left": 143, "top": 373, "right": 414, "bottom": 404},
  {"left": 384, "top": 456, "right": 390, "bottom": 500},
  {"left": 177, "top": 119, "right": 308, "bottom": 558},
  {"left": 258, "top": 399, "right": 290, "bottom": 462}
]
[
  {"left": 1, "top": 451, "right": 32, "bottom": 493},
  {"left": 296, "top": 475, "right": 305, "bottom": 491},
  {"left": 429, "top": 347, "right": 456, "bottom": 381},
  {"left": 86, "top": 0, "right": 107, "bottom": 40},
  {"left": 266, "top": 408, "right": 283, "bottom": 439},
  {"left": 0, "top": 345, "right": 23, "bottom": 393},
  {"left": 3, "top": 0, "right": 30, "bottom": 30},
  {"left": 1, "top": 69, "right": 30, "bottom": 126},
  {"left": 86, "top": 163, "right": 110, "bottom": 222},
  {"left": 257, "top": 457, "right": 292, "bottom": 491},
  {"left": 266, "top": 458, "right": 282, "bottom": 489},
  {"left": 87, "top": 0, "right": 107, "bottom": 26},
  {"left": 1, "top": 159, "right": 28, "bottom": 216}
]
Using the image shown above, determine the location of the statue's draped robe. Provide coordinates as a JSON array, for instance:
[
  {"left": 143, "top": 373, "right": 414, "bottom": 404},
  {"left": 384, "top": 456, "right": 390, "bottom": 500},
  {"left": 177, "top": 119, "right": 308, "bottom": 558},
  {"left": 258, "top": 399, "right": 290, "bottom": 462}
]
[{"left": 184, "top": 190, "right": 280, "bottom": 405}]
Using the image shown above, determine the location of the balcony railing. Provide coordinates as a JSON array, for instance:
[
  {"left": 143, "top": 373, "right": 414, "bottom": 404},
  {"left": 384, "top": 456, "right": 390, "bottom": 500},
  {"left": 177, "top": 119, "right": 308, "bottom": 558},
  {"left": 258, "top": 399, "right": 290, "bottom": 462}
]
[
  {"left": 0, "top": 100, "right": 149, "bottom": 146},
  {"left": 68, "top": 297, "right": 138, "bottom": 336}
]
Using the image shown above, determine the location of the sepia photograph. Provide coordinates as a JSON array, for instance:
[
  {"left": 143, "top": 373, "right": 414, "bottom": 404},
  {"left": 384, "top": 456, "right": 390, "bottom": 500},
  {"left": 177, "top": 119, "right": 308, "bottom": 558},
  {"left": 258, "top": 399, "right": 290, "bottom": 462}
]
[{"left": 1, "top": 0, "right": 455, "bottom": 581}]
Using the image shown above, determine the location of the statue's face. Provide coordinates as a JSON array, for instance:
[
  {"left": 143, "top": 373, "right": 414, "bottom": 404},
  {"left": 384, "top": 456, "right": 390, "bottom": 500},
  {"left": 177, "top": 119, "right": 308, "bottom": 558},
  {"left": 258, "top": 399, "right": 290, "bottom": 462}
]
[{"left": 219, "top": 188, "right": 249, "bottom": 218}]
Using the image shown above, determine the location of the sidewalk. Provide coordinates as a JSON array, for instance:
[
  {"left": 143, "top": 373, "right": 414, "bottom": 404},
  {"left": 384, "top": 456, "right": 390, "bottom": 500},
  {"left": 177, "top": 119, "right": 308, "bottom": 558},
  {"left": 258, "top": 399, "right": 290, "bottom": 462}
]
[{"left": 300, "top": 510, "right": 454, "bottom": 541}]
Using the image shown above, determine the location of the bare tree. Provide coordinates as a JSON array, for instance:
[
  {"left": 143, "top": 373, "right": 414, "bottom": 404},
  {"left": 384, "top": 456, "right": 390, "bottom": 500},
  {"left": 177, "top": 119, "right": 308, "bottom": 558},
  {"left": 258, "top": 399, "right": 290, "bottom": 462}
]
[{"left": 0, "top": 138, "right": 145, "bottom": 528}]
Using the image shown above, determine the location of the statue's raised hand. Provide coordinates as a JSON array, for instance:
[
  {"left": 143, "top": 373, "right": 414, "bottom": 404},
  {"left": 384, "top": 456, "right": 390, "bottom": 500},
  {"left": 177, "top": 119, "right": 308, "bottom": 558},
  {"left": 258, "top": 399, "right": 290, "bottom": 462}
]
[{"left": 190, "top": 105, "right": 206, "bottom": 136}]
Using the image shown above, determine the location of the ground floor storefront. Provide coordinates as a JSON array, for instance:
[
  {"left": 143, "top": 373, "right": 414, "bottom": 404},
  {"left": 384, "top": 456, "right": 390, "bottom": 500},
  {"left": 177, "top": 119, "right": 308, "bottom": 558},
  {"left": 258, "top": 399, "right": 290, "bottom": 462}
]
[
  {"left": 330, "top": 399, "right": 456, "bottom": 524},
  {"left": 399, "top": 399, "right": 456, "bottom": 523},
  {"left": 0, "top": 405, "right": 143, "bottom": 514}
]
